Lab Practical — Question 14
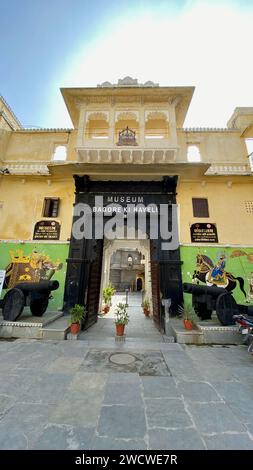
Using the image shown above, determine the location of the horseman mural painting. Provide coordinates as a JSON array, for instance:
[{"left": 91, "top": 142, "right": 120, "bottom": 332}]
[
  {"left": 193, "top": 253, "right": 246, "bottom": 297},
  {"left": 180, "top": 246, "right": 253, "bottom": 306}
]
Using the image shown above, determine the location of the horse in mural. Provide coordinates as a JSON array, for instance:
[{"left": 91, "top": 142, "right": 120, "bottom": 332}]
[{"left": 192, "top": 253, "right": 246, "bottom": 297}]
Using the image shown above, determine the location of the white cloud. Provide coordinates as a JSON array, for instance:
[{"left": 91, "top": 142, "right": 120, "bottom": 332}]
[{"left": 46, "top": 2, "right": 253, "bottom": 128}]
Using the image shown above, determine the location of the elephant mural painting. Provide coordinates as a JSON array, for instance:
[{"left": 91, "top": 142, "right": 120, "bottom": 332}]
[{"left": 3, "top": 249, "right": 63, "bottom": 289}]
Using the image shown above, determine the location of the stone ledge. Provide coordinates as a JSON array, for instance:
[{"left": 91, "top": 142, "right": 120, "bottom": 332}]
[
  {"left": 0, "top": 321, "right": 43, "bottom": 327},
  {"left": 169, "top": 318, "right": 242, "bottom": 345}
]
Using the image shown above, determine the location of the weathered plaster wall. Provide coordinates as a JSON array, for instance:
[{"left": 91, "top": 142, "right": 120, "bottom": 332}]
[
  {"left": 177, "top": 130, "right": 248, "bottom": 163},
  {"left": 177, "top": 181, "right": 253, "bottom": 245},
  {"left": 0, "top": 177, "right": 74, "bottom": 241},
  {"left": 2, "top": 130, "right": 78, "bottom": 162}
]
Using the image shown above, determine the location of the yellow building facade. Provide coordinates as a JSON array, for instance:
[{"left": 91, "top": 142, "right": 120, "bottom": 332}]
[{"left": 0, "top": 79, "right": 253, "bottom": 324}]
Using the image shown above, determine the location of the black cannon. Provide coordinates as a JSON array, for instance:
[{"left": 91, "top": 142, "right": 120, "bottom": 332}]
[
  {"left": 1, "top": 280, "right": 59, "bottom": 322},
  {"left": 183, "top": 282, "right": 239, "bottom": 325}
]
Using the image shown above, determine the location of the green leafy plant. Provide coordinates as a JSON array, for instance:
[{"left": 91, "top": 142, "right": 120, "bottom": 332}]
[
  {"left": 103, "top": 282, "right": 116, "bottom": 305},
  {"left": 142, "top": 298, "right": 150, "bottom": 310},
  {"left": 69, "top": 304, "right": 87, "bottom": 325},
  {"left": 114, "top": 302, "right": 129, "bottom": 325},
  {"left": 178, "top": 304, "right": 198, "bottom": 323}
]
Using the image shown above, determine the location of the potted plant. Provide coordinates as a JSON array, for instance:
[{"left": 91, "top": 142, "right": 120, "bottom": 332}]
[
  {"left": 142, "top": 298, "right": 150, "bottom": 316},
  {"left": 69, "top": 304, "right": 87, "bottom": 334},
  {"left": 102, "top": 282, "right": 116, "bottom": 314},
  {"left": 114, "top": 302, "right": 129, "bottom": 336},
  {"left": 178, "top": 304, "right": 197, "bottom": 330}
]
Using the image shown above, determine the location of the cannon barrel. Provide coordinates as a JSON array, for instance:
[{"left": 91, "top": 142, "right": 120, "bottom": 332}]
[
  {"left": 15, "top": 280, "right": 59, "bottom": 293},
  {"left": 183, "top": 282, "right": 226, "bottom": 298}
]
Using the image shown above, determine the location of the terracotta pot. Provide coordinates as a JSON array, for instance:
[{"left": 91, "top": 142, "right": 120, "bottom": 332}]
[
  {"left": 103, "top": 305, "right": 110, "bottom": 314},
  {"left": 144, "top": 308, "right": 150, "bottom": 316},
  {"left": 183, "top": 319, "right": 193, "bottom": 330},
  {"left": 70, "top": 322, "right": 80, "bottom": 335},
  {"left": 116, "top": 324, "right": 125, "bottom": 336}
]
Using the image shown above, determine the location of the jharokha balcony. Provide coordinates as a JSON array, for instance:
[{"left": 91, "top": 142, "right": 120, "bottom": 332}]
[{"left": 76, "top": 125, "right": 178, "bottom": 164}]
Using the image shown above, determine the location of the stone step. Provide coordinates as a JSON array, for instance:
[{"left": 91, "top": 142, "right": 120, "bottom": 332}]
[
  {"left": 169, "top": 318, "right": 242, "bottom": 345},
  {"left": 77, "top": 336, "right": 177, "bottom": 351},
  {"left": 42, "top": 315, "right": 69, "bottom": 340},
  {"left": 0, "top": 311, "right": 63, "bottom": 339}
]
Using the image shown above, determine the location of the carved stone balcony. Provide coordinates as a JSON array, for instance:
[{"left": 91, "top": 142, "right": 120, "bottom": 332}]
[{"left": 76, "top": 146, "right": 178, "bottom": 164}]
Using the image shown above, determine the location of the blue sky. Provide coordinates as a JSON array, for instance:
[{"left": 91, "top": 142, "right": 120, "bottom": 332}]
[{"left": 1, "top": 0, "right": 252, "bottom": 128}]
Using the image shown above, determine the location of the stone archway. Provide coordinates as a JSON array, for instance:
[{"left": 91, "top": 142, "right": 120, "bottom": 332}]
[
  {"left": 136, "top": 276, "right": 143, "bottom": 291},
  {"left": 100, "top": 238, "right": 152, "bottom": 312}
]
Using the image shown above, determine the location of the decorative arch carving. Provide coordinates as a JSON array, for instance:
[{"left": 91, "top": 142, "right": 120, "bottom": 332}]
[
  {"left": 145, "top": 110, "right": 169, "bottom": 122},
  {"left": 115, "top": 111, "right": 139, "bottom": 122},
  {"left": 86, "top": 111, "right": 109, "bottom": 122}
]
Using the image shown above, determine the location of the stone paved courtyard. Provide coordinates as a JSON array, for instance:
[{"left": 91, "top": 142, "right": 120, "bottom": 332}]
[
  {"left": 0, "top": 293, "right": 253, "bottom": 450},
  {"left": 0, "top": 337, "right": 253, "bottom": 450}
]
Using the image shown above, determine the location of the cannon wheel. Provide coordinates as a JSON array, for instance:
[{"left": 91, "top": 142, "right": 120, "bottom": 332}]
[
  {"left": 216, "top": 292, "right": 238, "bottom": 326},
  {"left": 30, "top": 298, "right": 49, "bottom": 316},
  {"left": 2, "top": 288, "right": 25, "bottom": 321}
]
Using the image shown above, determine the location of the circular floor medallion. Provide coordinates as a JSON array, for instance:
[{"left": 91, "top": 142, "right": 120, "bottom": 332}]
[{"left": 109, "top": 353, "right": 136, "bottom": 365}]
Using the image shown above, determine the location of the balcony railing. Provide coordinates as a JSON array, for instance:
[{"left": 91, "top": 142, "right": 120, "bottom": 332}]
[{"left": 76, "top": 146, "right": 178, "bottom": 164}]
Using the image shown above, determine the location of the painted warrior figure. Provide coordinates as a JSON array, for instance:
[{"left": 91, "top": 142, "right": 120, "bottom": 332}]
[{"left": 210, "top": 254, "right": 226, "bottom": 283}]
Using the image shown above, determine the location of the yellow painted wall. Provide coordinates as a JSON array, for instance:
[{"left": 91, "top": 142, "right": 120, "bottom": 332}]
[
  {"left": 0, "top": 130, "right": 11, "bottom": 162},
  {"left": 243, "top": 124, "right": 253, "bottom": 139},
  {"left": 0, "top": 177, "right": 74, "bottom": 241},
  {"left": 177, "top": 130, "right": 248, "bottom": 164},
  {"left": 2, "top": 130, "right": 78, "bottom": 162},
  {"left": 178, "top": 180, "right": 253, "bottom": 245}
]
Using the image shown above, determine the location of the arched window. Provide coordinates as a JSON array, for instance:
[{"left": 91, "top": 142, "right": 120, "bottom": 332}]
[
  {"left": 115, "top": 112, "right": 139, "bottom": 143},
  {"left": 187, "top": 145, "right": 201, "bottom": 162},
  {"left": 86, "top": 112, "right": 109, "bottom": 139},
  {"left": 52, "top": 145, "right": 67, "bottom": 161},
  {"left": 145, "top": 111, "right": 169, "bottom": 139},
  {"left": 127, "top": 255, "right": 133, "bottom": 266}
]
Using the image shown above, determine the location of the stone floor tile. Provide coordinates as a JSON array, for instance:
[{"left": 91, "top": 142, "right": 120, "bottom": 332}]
[
  {"left": 145, "top": 398, "right": 192, "bottom": 429},
  {"left": 148, "top": 428, "right": 205, "bottom": 450},
  {"left": 188, "top": 402, "right": 246, "bottom": 433},
  {"left": 92, "top": 436, "right": 147, "bottom": 450},
  {"left": 203, "top": 432, "right": 253, "bottom": 450},
  {"left": 177, "top": 381, "right": 222, "bottom": 402},
  {"left": 103, "top": 382, "right": 143, "bottom": 405},
  {"left": 141, "top": 376, "right": 179, "bottom": 398},
  {"left": 31, "top": 424, "right": 95, "bottom": 450},
  {"left": 97, "top": 405, "right": 146, "bottom": 438}
]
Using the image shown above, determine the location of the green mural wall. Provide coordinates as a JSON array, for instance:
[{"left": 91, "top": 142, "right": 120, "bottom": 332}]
[
  {"left": 0, "top": 243, "right": 69, "bottom": 311},
  {"left": 180, "top": 246, "right": 253, "bottom": 307}
]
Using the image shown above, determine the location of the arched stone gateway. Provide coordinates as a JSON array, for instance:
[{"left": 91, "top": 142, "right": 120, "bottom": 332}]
[{"left": 64, "top": 175, "right": 183, "bottom": 331}]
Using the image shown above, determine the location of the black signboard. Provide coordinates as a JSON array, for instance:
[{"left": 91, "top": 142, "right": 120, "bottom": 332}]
[
  {"left": 190, "top": 223, "right": 218, "bottom": 243},
  {"left": 33, "top": 220, "right": 60, "bottom": 240}
]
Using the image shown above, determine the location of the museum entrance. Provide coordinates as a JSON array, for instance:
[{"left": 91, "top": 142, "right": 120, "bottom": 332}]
[
  {"left": 100, "top": 239, "right": 151, "bottom": 311},
  {"left": 64, "top": 176, "right": 183, "bottom": 331}
]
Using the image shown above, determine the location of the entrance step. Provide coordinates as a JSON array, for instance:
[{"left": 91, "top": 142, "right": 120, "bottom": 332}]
[
  {"left": 169, "top": 317, "right": 242, "bottom": 345},
  {"left": 41, "top": 315, "right": 69, "bottom": 340},
  {"left": 0, "top": 311, "right": 63, "bottom": 340},
  {"left": 77, "top": 336, "right": 176, "bottom": 351}
]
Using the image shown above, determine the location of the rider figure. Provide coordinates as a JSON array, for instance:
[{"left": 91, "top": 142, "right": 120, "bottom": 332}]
[{"left": 211, "top": 254, "right": 226, "bottom": 283}]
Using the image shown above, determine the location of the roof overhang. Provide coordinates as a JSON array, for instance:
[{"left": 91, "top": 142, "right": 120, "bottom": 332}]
[
  {"left": 48, "top": 161, "right": 209, "bottom": 181},
  {"left": 61, "top": 85, "right": 195, "bottom": 128}
]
